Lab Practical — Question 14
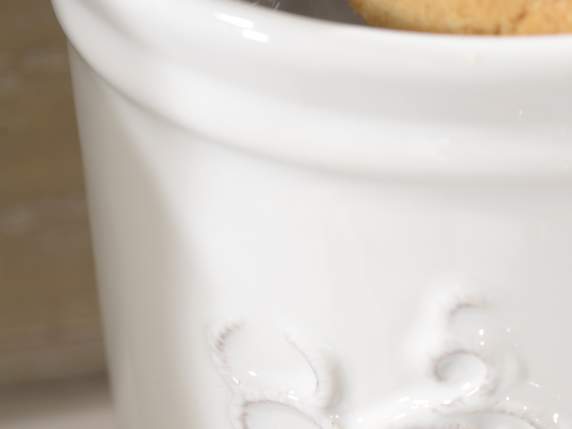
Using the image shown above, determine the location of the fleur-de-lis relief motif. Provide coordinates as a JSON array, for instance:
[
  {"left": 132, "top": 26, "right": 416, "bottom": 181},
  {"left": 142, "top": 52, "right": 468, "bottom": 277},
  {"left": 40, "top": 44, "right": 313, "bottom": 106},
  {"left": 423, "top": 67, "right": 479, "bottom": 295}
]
[
  {"left": 383, "top": 291, "right": 565, "bottom": 429},
  {"left": 210, "top": 289, "right": 569, "bottom": 429},
  {"left": 209, "top": 320, "right": 339, "bottom": 429}
]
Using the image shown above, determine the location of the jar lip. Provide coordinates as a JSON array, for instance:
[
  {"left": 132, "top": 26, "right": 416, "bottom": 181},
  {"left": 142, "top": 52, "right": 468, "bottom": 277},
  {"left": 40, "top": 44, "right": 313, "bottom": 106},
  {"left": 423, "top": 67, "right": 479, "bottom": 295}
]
[
  {"left": 53, "top": 0, "right": 572, "bottom": 87},
  {"left": 210, "top": 0, "right": 572, "bottom": 42},
  {"left": 54, "top": 0, "right": 572, "bottom": 180},
  {"left": 57, "top": 0, "right": 572, "bottom": 64}
]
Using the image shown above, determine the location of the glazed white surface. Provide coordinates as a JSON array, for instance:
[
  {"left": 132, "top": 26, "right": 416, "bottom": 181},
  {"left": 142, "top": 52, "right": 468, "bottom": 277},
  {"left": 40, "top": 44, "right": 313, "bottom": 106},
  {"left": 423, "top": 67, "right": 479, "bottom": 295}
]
[
  {"left": 53, "top": 0, "right": 572, "bottom": 178},
  {"left": 53, "top": 1, "right": 572, "bottom": 428}
]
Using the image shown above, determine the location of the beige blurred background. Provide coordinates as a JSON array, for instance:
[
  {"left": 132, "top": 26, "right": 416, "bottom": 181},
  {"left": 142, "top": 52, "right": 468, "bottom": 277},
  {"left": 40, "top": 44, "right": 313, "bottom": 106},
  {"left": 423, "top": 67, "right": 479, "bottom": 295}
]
[{"left": 0, "top": 0, "right": 106, "bottom": 385}]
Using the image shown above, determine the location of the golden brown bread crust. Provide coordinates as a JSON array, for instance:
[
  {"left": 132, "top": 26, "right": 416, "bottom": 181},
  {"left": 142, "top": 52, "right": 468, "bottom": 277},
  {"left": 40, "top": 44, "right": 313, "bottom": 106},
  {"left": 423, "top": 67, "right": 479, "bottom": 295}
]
[{"left": 350, "top": 0, "right": 572, "bottom": 35}]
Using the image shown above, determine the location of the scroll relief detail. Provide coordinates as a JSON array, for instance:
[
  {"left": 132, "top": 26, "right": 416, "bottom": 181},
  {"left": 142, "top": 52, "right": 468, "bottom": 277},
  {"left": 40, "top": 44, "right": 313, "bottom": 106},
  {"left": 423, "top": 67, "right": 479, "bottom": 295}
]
[{"left": 210, "top": 292, "right": 568, "bottom": 429}]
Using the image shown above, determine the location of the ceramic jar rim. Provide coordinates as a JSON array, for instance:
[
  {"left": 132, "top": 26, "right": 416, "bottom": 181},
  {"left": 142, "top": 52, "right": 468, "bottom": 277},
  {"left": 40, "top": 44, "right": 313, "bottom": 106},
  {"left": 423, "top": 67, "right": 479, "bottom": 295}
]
[{"left": 53, "top": 0, "right": 572, "bottom": 180}]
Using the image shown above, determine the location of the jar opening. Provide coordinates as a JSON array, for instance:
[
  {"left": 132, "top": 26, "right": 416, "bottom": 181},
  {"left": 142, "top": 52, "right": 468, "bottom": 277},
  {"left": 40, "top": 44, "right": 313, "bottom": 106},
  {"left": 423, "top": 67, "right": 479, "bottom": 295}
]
[{"left": 238, "top": 0, "right": 364, "bottom": 25}]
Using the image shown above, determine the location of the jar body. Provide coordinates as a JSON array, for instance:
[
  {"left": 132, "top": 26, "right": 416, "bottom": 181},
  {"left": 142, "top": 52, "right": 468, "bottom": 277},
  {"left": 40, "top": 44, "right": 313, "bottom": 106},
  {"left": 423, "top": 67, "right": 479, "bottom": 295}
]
[
  {"left": 57, "top": 0, "right": 572, "bottom": 426},
  {"left": 69, "top": 50, "right": 572, "bottom": 428}
]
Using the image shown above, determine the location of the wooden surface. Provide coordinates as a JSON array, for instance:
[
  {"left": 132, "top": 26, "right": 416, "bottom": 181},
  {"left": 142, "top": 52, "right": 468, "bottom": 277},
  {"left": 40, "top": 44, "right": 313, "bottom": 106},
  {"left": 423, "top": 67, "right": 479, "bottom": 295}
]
[
  {"left": 0, "top": 0, "right": 105, "bottom": 383},
  {"left": 0, "top": 376, "right": 113, "bottom": 428}
]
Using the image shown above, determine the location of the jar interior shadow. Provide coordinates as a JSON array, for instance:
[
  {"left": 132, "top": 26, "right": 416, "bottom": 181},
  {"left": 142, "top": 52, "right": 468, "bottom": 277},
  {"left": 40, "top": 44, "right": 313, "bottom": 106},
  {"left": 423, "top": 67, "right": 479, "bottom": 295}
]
[{"left": 246, "top": 0, "right": 365, "bottom": 24}]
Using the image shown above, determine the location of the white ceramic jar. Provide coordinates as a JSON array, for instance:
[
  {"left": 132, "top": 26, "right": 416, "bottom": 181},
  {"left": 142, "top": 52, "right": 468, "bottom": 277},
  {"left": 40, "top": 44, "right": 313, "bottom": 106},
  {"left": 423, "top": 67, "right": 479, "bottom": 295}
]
[{"left": 53, "top": 1, "right": 572, "bottom": 428}]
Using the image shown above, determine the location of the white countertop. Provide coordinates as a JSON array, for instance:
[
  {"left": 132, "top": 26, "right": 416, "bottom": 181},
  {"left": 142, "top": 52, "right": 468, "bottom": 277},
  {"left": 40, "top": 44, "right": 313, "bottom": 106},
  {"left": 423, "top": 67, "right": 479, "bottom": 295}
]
[{"left": 0, "top": 376, "right": 113, "bottom": 429}]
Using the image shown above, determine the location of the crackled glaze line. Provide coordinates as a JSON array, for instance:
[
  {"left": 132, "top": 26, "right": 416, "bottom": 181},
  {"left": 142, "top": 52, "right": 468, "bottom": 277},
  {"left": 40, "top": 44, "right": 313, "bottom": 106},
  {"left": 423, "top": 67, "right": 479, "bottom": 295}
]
[{"left": 210, "top": 320, "right": 337, "bottom": 429}]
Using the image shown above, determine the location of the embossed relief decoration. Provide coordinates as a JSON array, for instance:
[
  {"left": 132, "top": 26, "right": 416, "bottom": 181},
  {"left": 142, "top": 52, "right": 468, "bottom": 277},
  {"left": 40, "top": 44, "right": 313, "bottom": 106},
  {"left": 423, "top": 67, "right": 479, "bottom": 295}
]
[{"left": 210, "top": 291, "right": 568, "bottom": 429}]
